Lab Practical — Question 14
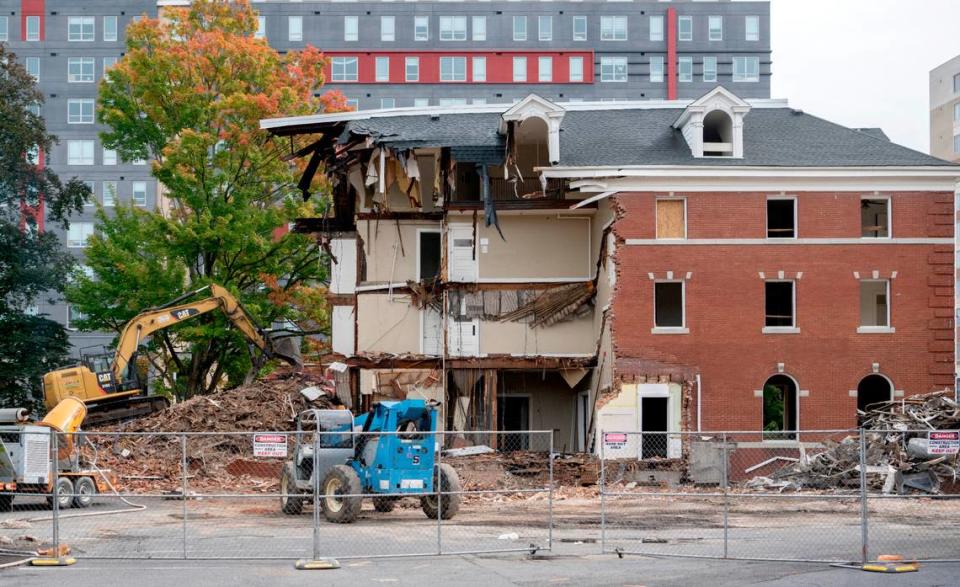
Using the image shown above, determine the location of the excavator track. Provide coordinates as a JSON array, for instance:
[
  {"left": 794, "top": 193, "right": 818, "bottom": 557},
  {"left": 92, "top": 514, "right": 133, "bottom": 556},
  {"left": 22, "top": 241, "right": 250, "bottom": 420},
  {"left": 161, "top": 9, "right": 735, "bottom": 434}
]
[{"left": 82, "top": 396, "right": 170, "bottom": 427}]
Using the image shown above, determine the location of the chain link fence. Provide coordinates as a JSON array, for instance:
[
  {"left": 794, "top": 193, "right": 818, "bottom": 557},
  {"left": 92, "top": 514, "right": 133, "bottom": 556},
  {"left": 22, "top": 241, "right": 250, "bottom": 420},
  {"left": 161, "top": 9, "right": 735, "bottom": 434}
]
[
  {"left": 599, "top": 429, "right": 960, "bottom": 563},
  {"left": 0, "top": 427, "right": 553, "bottom": 561}
]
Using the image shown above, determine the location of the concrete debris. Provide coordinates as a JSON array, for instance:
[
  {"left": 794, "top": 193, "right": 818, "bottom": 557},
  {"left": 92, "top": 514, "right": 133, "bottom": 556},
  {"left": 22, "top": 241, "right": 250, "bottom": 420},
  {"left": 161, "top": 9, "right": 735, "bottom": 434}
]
[
  {"left": 497, "top": 533, "right": 520, "bottom": 541},
  {"left": 0, "top": 520, "right": 30, "bottom": 530}
]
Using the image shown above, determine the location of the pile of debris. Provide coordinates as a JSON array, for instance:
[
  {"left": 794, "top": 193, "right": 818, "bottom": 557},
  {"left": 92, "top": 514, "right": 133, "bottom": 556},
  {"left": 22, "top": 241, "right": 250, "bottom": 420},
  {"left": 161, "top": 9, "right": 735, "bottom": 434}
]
[
  {"left": 749, "top": 392, "right": 960, "bottom": 494},
  {"left": 444, "top": 450, "right": 598, "bottom": 492},
  {"left": 87, "top": 371, "right": 339, "bottom": 492}
]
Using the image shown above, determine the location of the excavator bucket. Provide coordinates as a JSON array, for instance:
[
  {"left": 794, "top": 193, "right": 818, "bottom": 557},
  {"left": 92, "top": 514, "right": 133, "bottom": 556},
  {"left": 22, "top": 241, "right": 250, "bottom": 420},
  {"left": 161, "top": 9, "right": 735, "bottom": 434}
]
[{"left": 269, "top": 334, "right": 304, "bottom": 371}]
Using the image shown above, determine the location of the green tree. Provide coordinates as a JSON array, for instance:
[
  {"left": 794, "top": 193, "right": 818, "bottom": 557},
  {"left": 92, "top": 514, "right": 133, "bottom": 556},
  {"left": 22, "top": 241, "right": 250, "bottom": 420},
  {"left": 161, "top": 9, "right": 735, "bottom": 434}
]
[
  {"left": 67, "top": 0, "right": 343, "bottom": 400},
  {"left": 0, "top": 44, "right": 89, "bottom": 410}
]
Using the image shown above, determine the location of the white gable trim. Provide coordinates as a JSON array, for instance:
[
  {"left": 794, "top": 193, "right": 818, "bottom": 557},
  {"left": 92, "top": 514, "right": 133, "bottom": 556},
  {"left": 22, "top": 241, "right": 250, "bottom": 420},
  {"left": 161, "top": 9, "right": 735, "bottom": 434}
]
[
  {"left": 673, "top": 87, "right": 752, "bottom": 159},
  {"left": 501, "top": 94, "right": 566, "bottom": 165}
]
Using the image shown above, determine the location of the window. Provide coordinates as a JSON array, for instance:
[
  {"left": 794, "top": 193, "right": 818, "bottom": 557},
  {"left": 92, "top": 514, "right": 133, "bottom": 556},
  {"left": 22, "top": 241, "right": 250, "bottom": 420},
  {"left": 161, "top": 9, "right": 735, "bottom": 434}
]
[
  {"left": 67, "top": 306, "right": 88, "bottom": 329},
  {"left": 650, "top": 15, "right": 664, "bottom": 42},
  {"left": 25, "top": 57, "right": 40, "bottom": 80},
  {"left": 569, "top": 56, "right": 584, "bottom": 82},
  {"left": 472, "top": 16, "right": 486, "bottom": 41},
  {"left": 132, "top": 181, "right": 147, "bottom": 207},
  {"left": 513, "top": 16, "right": 526, "bottom": 41},
  {"left": 600, "top": 16, "right": 627, "bottom": 41},
  {"left": 733, "top": 56, "right": 760, "bottom": 82},
  {"left": 538, "top": 56, "right": 552, "bottom": 82},
  {"left": 83, "top": 181, "right": 96, "bottom": 205},
  {"left": 67, "top": 223, "right": 94, "bottom": 248},
  {"left": 512, "top": 56, "right": 527, "bottom": 82},
  {"left": 381, "top": 16, "right": 395, "bottom": 42},
  {"left": 331, "top": 57, "right": 358, "bottom": 82},
  {"left": 68, "top": 57, "right": 95, "bottom": 82},
  {"left": 439, "top": 16, "right": 466, "bottom": 41},
  {"left": 654, "top": 282, "right": 685, "bottom": 329},
  {"left": 650, "top": 56, "right": 664, "bottom": 83},
  {"left": 103, "top": 57, "right": 118, "bottom": 78},
  {"left": 375, "top": 56, "right": 390, "bottom": 82},
  {"left": 745, "top": 16, "right": 760, "bottom": 41},
  {"left": 767, "top": 199, "right": 796, "bottom": 238},
  {"left": 26, "top": 16, "right": 40, "bottom": 41},
  {"left": 678, "top": 57, "right": 693, "bottom": 83},
  {"left": 573, "top": 16, "right": 587, "bottom": 41},
  {"left": 472, "top": 56, "right": 486, "bottom": 82},
  {"left": 954, "top": 103, "right": 960, "bottom": 122},
  {"left": 438, "top": 98, "right": 467, "bottom": 107},
  {"left": 600, "top": 56, "right": 627, "bottom": 82},
  {"left": 0, "top": 16, "right": 7, "bottom": 42},
  {"left": 413, "top": 98, "right": 429, "bottom": 107},
  {"left": 414, "top": 16, "right": 429, "bottom": 41},
  {"left": 708, "top": 16, "right": 722, "bottom": 41},
  {"left": 656, "top": 199, "right": 685, "bottom": 239},
  {"left": 288, "top": 16, "right": 302, "bottom": 42},
  {"left": 955, "top": 134, "right": 960, "bottom": 154},
  {"left": 861, "top": 198, "right": 890, "bottom": 238},
  {"left": 538, "top": 16, "right": 552, "bottom": 41},
  {"left": 67, "top": 140, "right": 95, "bottom": 165},
  {"left": 255, "top": 16, "right": 265, "bottom": 39},
  {"left": 954, "top": 73, "right": 960, "bottom": 94},
  {"left": 860, "top": 281, "right": 890, "bottom": 329},
  {"left": 764, "top": 281, "right": 795, "bottom": 328},
  {"left": 440, "top": 56, "right": 466, "bottom": 82},
  {"left": 68, "top": 99, "right": 95, "bottom": 124},
  {"left": 678, "top": 16, "right": 692, "bottom": 41},
  {"left": 344, "top": 16, "right": 358, "bottom": 41},
  {"left": 104, "top": 16, "right": 117, "bottom": 42},
  {"left": 102, "top": 180, "right": 117, "bottom": 206},
  {"left": 405, "top": 57, "right": 419, "bottom": 82},
  {"left": 380, "top": 98, "right": 395, "bottom": 109},
  {"left": 702, "top": 56, "right": 717, "bottom": 82},
  {"left": 762, "top": 375, "right": 797, "bottom": 440},
  {"left": 69, "top": 16, "right": 95, "bottom": 41}
]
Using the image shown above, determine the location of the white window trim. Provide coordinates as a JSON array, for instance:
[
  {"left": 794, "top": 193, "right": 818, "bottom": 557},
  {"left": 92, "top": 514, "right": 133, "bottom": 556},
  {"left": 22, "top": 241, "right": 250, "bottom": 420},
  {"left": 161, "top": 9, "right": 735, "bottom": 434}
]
[
  {"left": 288, "top": 16, "right": 303, "bottom": 42},
  {"left": 762, "top": 279, "right": 798, "bottom": 333},
  {"left": 600, "top": 16, "right": 628, "bottom": 41},
  {"left": 25, "top": 16, "right": 40, "bottom": 41},
  {"left": 67, "top": 99, "right": 96, "bottom": 124},
  {"left": 678, "top": 56, "right": 693, "bottom": 83},
  {"left": 652, "top": 280, "right": 687, "bottom": 333},
  {"left": 600, "top": 56, "right": 628, "bottom": 83},
  {"left": 67, "top": 57, "right": 95, "bottom": 83},
  {"left": 472, "top": 16, "right": 486, "bottom": 42},
  {"left": 655, "top": 197, "right": 687, "bottom": 240},
  {"left": 439, "top": 56, "right": 467, "bottom": 82},
  {"left": 405, "top": 57, "right": 419, "bottom": 82},
  {"left": 375, "top": 56, "right": 390, "bottom": 82},
  {"left": 765, "top": 196, "right": 798, "bottom": 240},
  {"left": 858, "top": 279, "right": 892, "bottom": 332},
  {"left": 68, "top": 17, "right": 96, "bottom": 42},
  {"left": 344, "top": 16, "right": 358, "bottom": 42},
  {"left": 439, "top": 16, "right": 467, "bottom": 42},
  {"left": 573, "top": 16, "right": 587, "bottom": 42},
  {"left": 472, "top": 56, "right": 486, "bottom": 83},
  {"left": 702, "top": 56, "right": 718, "bottom": 83},
  {"left": 414, "top": 16, "right": 429, "bottom": 42},
  {"left": 733, "top": 56, "right": 760, "bottom": 83},
  {"left": 103, "top": 16, "right": 118, "bottom": 42},
  {"left": 538, "top": 15, "right": 552, "bottom": 41},
  {"left": 678, "top": 16, "right": 693, "bottom": 42},
  {"left": 708, "top": 16, "right": 723, "bottom": 41},
  {"left": 745, "top": 15, "right": 760, "bottom": 42},
  {"left": 538, "top": 56, "right": 553, "bottom": 82},
  {"left": 512, "top": 56, "right": 527, "bottom": 82},
  {"left": 513, "top": 16, "right": 527, "bottom": 42},
  {"left": 332, "top": 57, "right": 359, "bottom": 83},
  {"left": 860, "top": 195, "right": 892, "bottom": 239},
  {"left": 381, "top": 15, "right": 395, "bottom": 42},
  {"left": 569, "top": 56, "right": 584, "bottom": 83}
]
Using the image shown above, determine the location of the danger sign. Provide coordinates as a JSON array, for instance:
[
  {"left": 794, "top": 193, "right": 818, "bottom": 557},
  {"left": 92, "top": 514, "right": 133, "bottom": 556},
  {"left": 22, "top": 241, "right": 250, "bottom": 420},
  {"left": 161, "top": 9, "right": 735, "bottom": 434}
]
[
  {"left": 928, "top": 431, "right": 960, "bottom": 455},
  {"left": 253, "top": 433, "right": 288, "bottom": 458},
  {"left": 604, "top": 432, "right": 628, "bottom": 449}
]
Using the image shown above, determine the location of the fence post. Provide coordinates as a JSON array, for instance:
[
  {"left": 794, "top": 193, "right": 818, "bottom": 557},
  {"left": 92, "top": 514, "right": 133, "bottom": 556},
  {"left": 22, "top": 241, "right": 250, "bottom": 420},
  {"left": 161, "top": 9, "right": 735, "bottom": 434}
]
[
  {"left": 548, "top": 430, "right": 554, "bottom": 551},
  {"left": 436, "top": 430, "right": 442, "bottom": 556},
  {"left": 859, "top": 428, "right": 869, "bottom": 565},
  {"left": 721, "top": 432, "right": 729, "bottom": 560},
  {"left": 312, "top": 425, "right": 320, "bottom": 562},
  {"left": 181, "top": 434, "right": 188, "bottom": 560},
  {"left": 599, "top": 430, "right": 606, "bottom": 554},
  {"left": 51, "top": 429, "right": 60, "bottom": 558}
]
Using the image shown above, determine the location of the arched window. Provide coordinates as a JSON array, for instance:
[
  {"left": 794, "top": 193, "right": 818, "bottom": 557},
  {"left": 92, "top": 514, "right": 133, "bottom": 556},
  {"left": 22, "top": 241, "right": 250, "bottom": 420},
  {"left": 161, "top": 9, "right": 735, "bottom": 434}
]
[
  {"left": 703, "top": 110, "right": 733, "bottom": 157},
  {"left": 762, "top": 374, "right": 797, "bottom": 440},
  {"left": 857, "top": 374, "right": 893, "bottom": 417}
]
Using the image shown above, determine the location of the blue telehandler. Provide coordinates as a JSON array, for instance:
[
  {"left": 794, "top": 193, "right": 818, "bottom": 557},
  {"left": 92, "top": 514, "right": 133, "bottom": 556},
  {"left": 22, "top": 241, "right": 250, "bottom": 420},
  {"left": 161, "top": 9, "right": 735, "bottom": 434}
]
[{"left": 279, "top": 399, "right": 461, "bottom": 523}]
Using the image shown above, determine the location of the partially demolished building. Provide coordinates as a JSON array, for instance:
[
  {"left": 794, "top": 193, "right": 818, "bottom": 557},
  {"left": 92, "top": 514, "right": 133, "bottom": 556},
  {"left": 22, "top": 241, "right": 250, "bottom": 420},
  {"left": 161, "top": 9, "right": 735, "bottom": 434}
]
[{"left": 261, "top": 87, "right": 959, "bottom": 454}]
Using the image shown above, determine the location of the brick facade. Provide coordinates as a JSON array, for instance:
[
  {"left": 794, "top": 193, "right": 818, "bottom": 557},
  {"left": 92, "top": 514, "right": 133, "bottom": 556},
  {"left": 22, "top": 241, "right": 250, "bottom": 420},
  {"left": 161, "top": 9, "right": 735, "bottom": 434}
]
[{"left": 610, "top": 190, "right": 955, "bottom": 432}]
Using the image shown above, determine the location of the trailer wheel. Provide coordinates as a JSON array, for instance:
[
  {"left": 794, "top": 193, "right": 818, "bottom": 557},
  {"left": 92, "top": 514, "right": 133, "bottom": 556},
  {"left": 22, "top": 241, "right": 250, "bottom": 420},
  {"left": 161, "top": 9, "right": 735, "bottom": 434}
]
[
  {"left": 0, "top": 495, "right": 12, "bottom": 512},
  {"left": 320, "top": 465, "right": 362, "bottom": 524},
  {"left": 372, "top": 496, "right": 397, "bottom": 513},
  {"left": 46, "top": 477, "right": 74, "bottom": 510},
  {"left": 280, "top": 463, "right": 303, "bottom": 515},
  {"left": 73, "top": 477, "right": 96, "bottom": 508},
  {"left": 421, "top": 463, "right": 461, "bottom": 520}
]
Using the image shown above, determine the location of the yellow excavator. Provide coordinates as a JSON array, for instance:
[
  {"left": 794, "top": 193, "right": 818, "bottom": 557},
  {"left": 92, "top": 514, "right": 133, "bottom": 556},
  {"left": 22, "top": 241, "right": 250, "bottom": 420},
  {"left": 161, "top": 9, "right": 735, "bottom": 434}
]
[{"left": 42, "top": 284, "right": 303, "bottom": 426}]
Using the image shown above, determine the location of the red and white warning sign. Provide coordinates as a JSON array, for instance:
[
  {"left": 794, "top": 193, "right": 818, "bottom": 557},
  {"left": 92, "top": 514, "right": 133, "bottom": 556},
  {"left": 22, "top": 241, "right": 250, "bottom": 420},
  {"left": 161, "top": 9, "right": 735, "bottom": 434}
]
[
  {"left": 928, "top": 430, "right": 960, "bottom": 455},
  {"left": 603, "top": 432, "right": 628, "bottom": 450},
  {"left": 253, "top": 433, "right": 288, "bottom": 458}
]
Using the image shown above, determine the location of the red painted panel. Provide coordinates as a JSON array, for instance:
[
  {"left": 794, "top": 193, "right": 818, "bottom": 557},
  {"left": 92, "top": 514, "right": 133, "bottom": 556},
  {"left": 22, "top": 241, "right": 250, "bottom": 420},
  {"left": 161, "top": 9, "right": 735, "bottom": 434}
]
[
  {"left": 667, "top": 8, "right": 677, "bottom": 100},
  {"left": 21, "top": 0, "right": 45, "bottom": 41},
  {"left": 323, "top": 51, "right": 594, "bottom": 85}
]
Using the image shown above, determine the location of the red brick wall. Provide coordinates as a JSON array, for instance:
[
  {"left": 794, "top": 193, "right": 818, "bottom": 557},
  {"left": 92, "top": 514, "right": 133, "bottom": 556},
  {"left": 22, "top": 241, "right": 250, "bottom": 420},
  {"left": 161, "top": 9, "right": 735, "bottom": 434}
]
[{"left": 611, "top": 191, "right": 955, "bottom": 432}]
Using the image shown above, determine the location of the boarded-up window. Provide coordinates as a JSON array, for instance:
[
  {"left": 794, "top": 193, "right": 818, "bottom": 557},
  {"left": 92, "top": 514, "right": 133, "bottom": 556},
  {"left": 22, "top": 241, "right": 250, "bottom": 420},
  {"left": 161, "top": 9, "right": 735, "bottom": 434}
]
[{"left": 656, "top": 199, "right": 685, "bottom": 239}]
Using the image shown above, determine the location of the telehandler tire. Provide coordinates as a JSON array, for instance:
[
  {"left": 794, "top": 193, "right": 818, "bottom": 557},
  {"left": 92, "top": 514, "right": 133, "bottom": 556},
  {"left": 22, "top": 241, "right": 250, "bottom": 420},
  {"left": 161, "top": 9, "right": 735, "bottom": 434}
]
[
  {"left": 320, "top": 465, "right": 362, "bottom": 524},
  {"left": 0, "top": 495, "right": 12, "bottom": 512},
  {"left": 46, "top": 477, "right": 74, "bottom": 510},
  {"left": 372, "top": 496, "right": 398, "bottom": 513},
  {"left": 280, "top": 463, "right": 304, "bottom": 515},
  {"left": 421, "top": 463, "right": 461, "bottom": 520},
  {"left": 73, "top": 477, "right": 96, "bottom": 508}
]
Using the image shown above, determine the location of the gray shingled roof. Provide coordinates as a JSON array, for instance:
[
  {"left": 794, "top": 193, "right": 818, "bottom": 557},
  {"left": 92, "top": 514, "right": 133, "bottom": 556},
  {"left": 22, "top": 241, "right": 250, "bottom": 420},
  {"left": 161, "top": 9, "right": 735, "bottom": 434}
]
[{"left": 339, "top": 112, "right": 504, "bottom": 150}]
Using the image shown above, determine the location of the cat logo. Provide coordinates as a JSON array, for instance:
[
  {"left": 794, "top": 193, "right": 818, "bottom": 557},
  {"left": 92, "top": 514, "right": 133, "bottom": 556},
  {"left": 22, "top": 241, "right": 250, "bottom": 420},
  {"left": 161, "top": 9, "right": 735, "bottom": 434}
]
[
  {"left": 171, "top": 308, "right": 199, "bottom": 320},
  {"left": 97, "top": 373, "right": 112, "bottom": 384}
]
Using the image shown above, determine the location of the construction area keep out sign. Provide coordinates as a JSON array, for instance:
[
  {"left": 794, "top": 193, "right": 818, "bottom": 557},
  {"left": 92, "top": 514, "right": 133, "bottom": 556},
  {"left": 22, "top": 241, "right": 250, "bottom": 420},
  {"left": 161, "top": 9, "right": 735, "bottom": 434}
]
[
  {"left": 928, "top": 431, "right": 960, "bottom": 455},
  {"left": 253, "top": 433, "right": 288, "bottom": 457}
]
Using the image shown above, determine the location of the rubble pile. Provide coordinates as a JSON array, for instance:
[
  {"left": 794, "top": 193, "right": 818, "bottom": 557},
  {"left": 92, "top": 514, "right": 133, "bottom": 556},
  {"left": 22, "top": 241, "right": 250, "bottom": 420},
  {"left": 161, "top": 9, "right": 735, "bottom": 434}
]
[
  {"left": 446, "top": 451, "right": 599, "bottom": 492},
  {"left": 751, "top": 392, "right": 960, "bottom": 494}
]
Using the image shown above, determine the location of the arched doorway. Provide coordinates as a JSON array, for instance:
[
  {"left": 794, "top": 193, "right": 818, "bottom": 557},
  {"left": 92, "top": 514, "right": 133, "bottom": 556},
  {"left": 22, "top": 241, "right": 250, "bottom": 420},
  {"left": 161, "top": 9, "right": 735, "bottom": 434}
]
[
  {"left": 857, "top": 374, "right": 893, "bottom": 415},
  {"left": 762, "top": 374, "right": 798, "bottom": 440}
]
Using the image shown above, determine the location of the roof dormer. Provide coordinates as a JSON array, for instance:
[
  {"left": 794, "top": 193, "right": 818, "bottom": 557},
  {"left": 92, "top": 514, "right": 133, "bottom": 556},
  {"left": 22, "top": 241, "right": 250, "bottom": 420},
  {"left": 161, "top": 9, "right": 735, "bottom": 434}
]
[
  {"left": 501, "top": 94, "right": 565, "bottom": 165},
  {"left": 673, "top": 87, "right": 751, "bottom": 159}
]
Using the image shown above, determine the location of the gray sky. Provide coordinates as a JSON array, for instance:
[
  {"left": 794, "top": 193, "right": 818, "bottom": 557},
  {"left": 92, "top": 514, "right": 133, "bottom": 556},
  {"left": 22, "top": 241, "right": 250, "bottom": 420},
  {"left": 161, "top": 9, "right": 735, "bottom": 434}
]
[{"left": 770, "top": 0, "right": 960, "bottom": 154}]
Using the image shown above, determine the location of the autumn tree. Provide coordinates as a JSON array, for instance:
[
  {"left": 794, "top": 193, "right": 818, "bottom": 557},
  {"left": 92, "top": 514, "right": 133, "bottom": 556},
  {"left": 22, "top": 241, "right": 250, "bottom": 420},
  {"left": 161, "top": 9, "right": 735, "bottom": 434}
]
[
  {"left": 66, "top": 0, "right": 345, "bottom": 400},
  {"left": 0, "top": 44, "right": 89, "bottom": 409}
]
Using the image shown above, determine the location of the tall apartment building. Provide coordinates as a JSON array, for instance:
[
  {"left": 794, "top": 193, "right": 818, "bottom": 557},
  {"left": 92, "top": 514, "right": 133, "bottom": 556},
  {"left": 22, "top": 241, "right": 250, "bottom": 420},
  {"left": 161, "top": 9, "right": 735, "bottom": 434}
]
[
  {"left": 1, "top": 0, "right": 770, "bottom": 356},
  {"left": 930, "top": 55, "right": 960, "bottom": 164}
]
